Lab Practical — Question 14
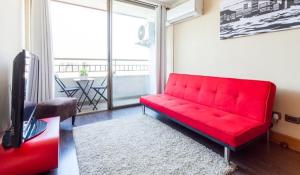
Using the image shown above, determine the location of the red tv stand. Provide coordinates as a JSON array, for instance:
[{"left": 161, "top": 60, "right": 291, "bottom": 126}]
[{"left": 0, "top": 117, "right": 60, "bottom": 175}]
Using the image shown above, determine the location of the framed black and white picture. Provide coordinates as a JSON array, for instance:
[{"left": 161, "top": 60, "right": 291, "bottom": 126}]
[{"left": 220, "top": 0, "right": 300, "bottom": 39}]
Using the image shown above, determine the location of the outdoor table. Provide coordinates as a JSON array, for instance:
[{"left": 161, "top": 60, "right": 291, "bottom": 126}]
[{"left": 74, "top": 78, "right": 97, "bottom": 112}]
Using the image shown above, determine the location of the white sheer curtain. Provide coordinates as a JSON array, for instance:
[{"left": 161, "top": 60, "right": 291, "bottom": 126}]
[
  {"left": 30, "top": 0, "right": 54, "bottom": 102},
  {"left": 26, "top": 54, "right": 39, "bottom": 102},
  {"left": 155, "top": 5, "right": 167, "bottom": 94}
]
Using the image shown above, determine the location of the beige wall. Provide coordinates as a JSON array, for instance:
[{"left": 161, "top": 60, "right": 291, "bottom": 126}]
[
  {"left": 172, "top": 0, "right": 300, "bottom": 139},
  {"left": 0, "top": 0, "right": 24, "bottom": 134}
]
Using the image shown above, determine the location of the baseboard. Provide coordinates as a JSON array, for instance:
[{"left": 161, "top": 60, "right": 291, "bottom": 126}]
[{"left": 270, "top": 131, "right": 300, "bottom": 152}]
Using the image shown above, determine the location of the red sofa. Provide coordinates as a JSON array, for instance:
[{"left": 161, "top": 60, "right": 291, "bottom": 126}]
[{"left": 140, "top": 73, "right": 276, "bottom": 162}]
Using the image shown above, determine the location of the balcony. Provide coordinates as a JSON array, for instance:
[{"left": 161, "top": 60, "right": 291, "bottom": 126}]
[{"left": 54, "top": 58, "right": 151, "bottom": 113}]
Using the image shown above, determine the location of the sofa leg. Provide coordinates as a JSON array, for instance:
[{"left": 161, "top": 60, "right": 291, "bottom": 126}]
[
  {"left": 142, "top": 105, "right": 146, "bottom": 115},
  {"left": 224, "top": 147, "right": 230, "bottom": 163},
  {"left": 72, "top": 116, "right": 76, "bottom": 126},
  {"left": 266, "top": 130, "right": 270, "bottom": 151},
  {"left": 267, "top": 130, "right": 270, "bottom": 143}
]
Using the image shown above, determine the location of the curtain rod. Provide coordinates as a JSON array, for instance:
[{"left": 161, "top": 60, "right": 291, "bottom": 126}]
[
  {"left": 115, "top": 0, "right": 158, "bottom": 9},
  {"left": 51, "top": 0, "right": 157, "bottom": 10},
  {"left": 50, "top": 0, "right": 153, "bottom": 20},
  {"left": 51, "top": 0, "right": 105, "bottom": 11}
]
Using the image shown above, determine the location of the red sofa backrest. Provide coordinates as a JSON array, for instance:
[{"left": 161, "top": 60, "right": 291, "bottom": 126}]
[{"left": 164, "top": 73, "right": 276, "bottom": 123}]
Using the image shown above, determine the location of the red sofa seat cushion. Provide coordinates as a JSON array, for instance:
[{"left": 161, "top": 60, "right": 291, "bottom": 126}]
[{"left": 140, "top": 94, "right": 267, "bottom": 147}]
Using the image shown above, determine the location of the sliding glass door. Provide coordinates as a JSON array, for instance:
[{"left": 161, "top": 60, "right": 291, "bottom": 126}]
[
  {"left": 50, "top": 0, "right": 157, "bottom": 112},
  {"left": 50, "top": 0, "right": 109, "bottom": 113},
  {"left": 112, "top": 0, "right": 156, "bottom": 107}
]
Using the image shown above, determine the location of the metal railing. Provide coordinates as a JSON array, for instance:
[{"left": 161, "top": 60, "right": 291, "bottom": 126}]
[{"left": 53, "top": 58, "right": 149, "bottom": 73}]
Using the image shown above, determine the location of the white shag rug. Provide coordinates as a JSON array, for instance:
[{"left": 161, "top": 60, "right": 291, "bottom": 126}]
[{"left": 73, "top": 115, "right": 236, "bottom": 175}]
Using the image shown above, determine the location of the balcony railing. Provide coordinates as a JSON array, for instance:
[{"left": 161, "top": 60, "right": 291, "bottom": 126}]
[
  {"left": 24, "top": 57, "right": 152, "bottom": 112},
  {"left": 53, "top": 58, "right": 150, "bottom": 74}
]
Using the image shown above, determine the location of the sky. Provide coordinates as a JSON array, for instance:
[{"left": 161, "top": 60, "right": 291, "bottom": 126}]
[{"left": 50, "top": 1, "right": 155, "bottom": 60}]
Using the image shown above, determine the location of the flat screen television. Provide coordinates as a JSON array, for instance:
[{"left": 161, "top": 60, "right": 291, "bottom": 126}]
[{"left": 2, "top": 50, "right": 47, "bottom": 148}]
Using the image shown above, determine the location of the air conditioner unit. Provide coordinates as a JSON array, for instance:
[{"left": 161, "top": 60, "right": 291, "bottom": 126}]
[
  {"left": 167, "top": 0, "right": 203, "bottom": 25},
  {"left": 136, "top": 22, "right": 155, "bottom": 47}
]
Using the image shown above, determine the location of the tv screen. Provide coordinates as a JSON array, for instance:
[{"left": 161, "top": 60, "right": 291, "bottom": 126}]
[{"left": 10, "top": 50, "right": 40, "bottom": 147}]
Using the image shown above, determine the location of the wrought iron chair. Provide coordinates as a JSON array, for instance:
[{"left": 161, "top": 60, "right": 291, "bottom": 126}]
[
  {"left": 54, "top": 75, "right": 80, "bottom": 98},
  {"left": 90, "top": 77, "right": 108, "bottom": 110}
]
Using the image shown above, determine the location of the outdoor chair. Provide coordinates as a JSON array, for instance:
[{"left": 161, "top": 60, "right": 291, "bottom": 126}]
[
  {"left": 90, "top": 77, "right": 108, "bottom": 110},
  {"left": 55, "top": 75, "right": 80, "bottom": 98}
]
